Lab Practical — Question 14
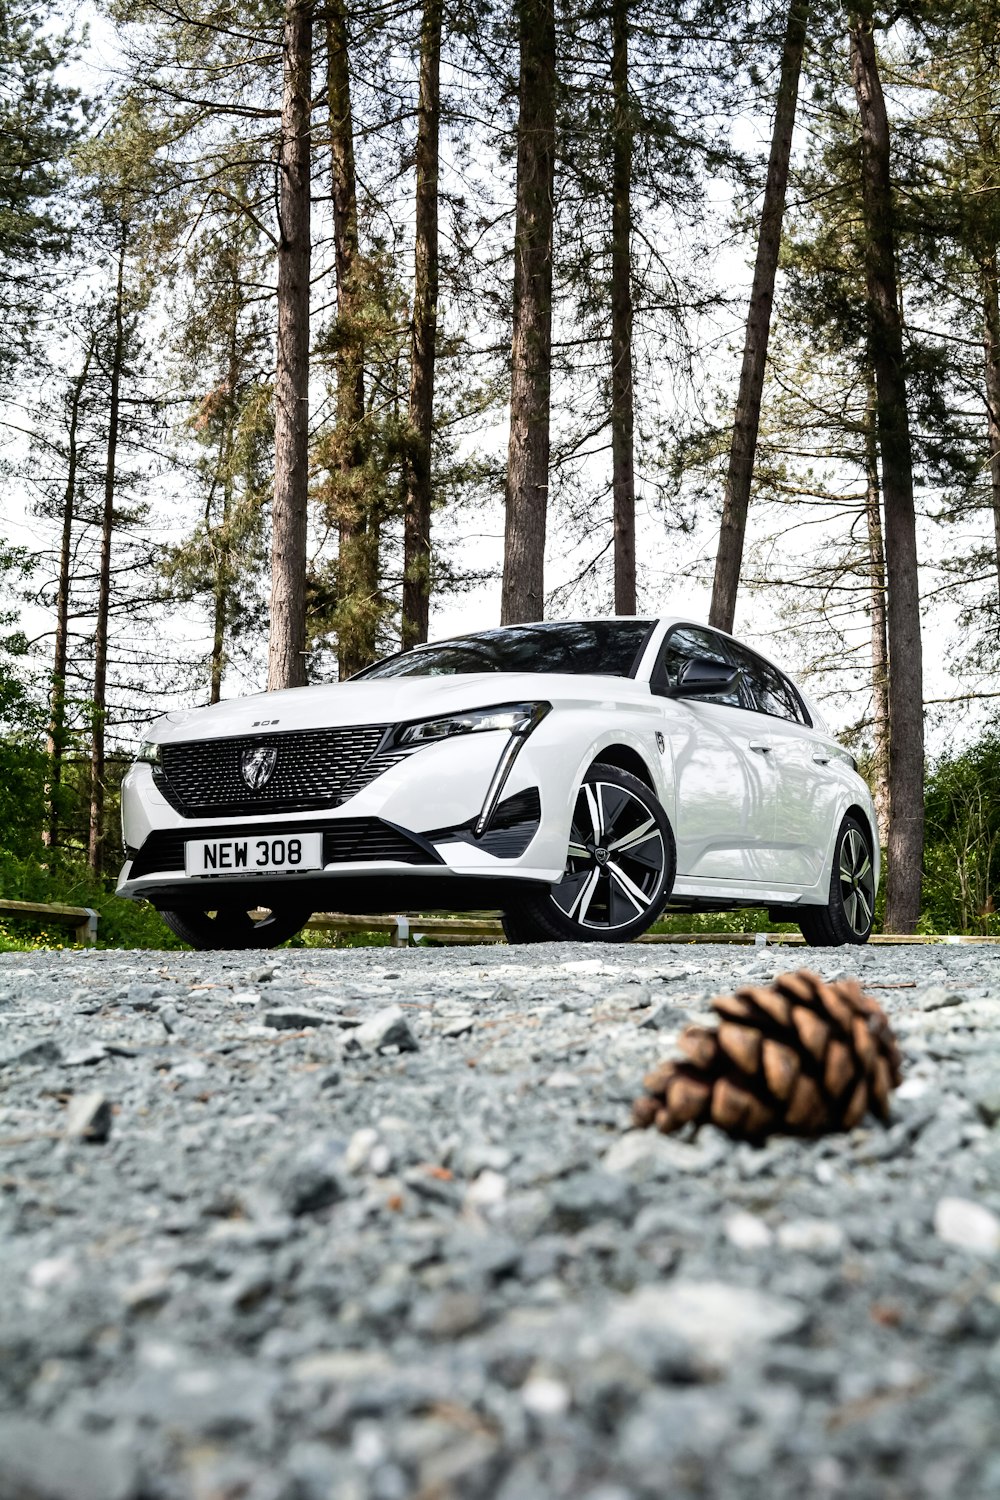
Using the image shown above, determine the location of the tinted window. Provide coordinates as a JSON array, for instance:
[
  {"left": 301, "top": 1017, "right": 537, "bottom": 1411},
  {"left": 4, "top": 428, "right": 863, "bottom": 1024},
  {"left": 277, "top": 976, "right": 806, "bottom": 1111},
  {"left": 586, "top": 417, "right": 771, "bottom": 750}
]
[
  {"left": 728, "top": 643, "right": 806, "bottom": 724},
  {"left": 657, "top": 625, "right": 744, "bottom": 708},
  {"left": 356, "top": 621, "right": 656, "bottom": 680}
]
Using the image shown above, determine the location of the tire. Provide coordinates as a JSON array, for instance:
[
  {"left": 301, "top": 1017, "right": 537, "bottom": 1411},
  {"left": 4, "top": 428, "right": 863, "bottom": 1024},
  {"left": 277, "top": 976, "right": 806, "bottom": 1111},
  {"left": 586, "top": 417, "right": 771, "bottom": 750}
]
[
  {"left": 797, "top": 814, "right": 876, "bottom": 947},
  {"left": 157, "top": 903, "right": 312, "bottom": 951},
  {"left": 501, "top": 762, "right": 676, "bottom": 944}
]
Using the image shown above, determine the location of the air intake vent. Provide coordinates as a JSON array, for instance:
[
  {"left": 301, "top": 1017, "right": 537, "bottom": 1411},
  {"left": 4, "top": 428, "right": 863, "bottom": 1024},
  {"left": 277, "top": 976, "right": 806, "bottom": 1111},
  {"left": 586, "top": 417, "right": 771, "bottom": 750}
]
[{"left": 128, "top": 818, "right": 442, "bottom": 879}]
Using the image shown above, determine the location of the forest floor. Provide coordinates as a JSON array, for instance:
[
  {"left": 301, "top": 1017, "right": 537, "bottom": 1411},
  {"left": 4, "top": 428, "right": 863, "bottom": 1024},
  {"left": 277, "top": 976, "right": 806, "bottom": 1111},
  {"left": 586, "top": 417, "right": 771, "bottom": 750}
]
[{"left": 1, "top": 943, "right": 999, "bottom": 1500}]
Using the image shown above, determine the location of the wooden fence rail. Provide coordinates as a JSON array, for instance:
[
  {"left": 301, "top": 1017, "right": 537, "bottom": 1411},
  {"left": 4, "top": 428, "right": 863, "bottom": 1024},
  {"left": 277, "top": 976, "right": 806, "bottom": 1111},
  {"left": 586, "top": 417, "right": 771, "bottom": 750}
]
[
  {"left": 305, "top": 913, "right": 998, "bottom": 948},
  {"left": 0, "top": 899, "right": 99, "bottom": 946}
]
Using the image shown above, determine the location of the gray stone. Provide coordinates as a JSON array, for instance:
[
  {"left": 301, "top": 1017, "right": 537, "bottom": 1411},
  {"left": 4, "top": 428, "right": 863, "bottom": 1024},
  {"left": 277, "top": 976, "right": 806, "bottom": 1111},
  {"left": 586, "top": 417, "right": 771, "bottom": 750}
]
[
  {"left": 600, "top": 1280, "right": 807, "bottom": 1369},
  {"left": 0, "top": 1037, "right": 61, "bottom": 1069},
  {"left": 551, "top": 1171, "right": 637, "bottom": 1229},
  {"left": 344, "top": 1005, "right": 419, "bottom": 1054},
  {"left": 0, "top": 1417, "right": 139, "bottom": 1500},
  {"left": 261, "top": 1006, "right": 335, "bottom": 1030},
  {"left": 62, "top": 1043, "right": 107, "bottom": 1067},
  {"left": 273, "top": 1143, "right": 347, "bottom": 1216},
  {"left": 934, "top": 1195, "right": 1000, "bottom": 1254},
  {"left": 918, "top": 987, "right": 965, "bottom": 1011},
  {"left": 63, "top": 1091, "right": 113, "bottom": 1143},
  {"left": 974, "top": 1088, "right": 1000, "bottom": 1127},
  {"left": 776, "top": 1218, "right": 845, "bottom": 1257}
]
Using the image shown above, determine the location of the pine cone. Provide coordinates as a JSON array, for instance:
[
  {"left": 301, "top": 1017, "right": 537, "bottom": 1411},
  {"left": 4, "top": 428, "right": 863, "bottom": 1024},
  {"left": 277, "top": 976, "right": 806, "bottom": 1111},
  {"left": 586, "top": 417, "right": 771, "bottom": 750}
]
[{"left": 632, "top": 969, "right": 902, "bottom": 1142}]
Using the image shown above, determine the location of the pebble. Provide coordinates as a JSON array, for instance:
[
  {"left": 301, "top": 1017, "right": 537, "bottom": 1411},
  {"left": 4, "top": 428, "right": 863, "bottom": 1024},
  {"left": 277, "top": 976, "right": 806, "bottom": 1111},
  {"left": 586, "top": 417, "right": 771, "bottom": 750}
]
[
  {"left": 63, "top": 1090, "right": 113, "bottom": 1143},
  {"left": 934, "top": 1196, "right": 1000, "bottom": 1255},
  {"left": 345, "top": 1005, "right": 419, "bottom": 1054},
  {"left": 724, "top": 1211, "right": 774, "bottom": 1250},
  {"left": 0, "top": 1416, "right": 139, "bottom": 1500},
  {"left": 261, "top": 1007, "right": 335, "bottom": 1030},
  {"left": 776, "top": 1218, "right": 845, "bottom": 1257}
]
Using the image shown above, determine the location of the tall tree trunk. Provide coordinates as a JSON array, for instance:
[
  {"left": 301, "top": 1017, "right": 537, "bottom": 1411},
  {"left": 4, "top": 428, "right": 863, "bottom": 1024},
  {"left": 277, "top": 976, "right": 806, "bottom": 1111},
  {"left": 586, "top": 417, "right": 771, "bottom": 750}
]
[
  {"left": 980, "top": 249, "right": 1000, "bottom": 613},
  {"left": 849, "top": 3, "right": 924, "bottom": 933},
  {"left": 327, "top": 0, "right": 376, "bottom": 678},
  {"left": 863, "top": 371, "right": 890, "bottom": 844},
  {"left": 46, "top": 343, "right": 92, "bottom": 849},
  {"left": 402, "top": 0, "right": 442, "bottom": 648},
  {"left": 610, "top": 0, "right": 635, "bottom": 614},
  {"left": 209, "top": 288, "right": 242, "bottom": 706},
  {"left": 501, "top": 0, "right": 556, "bottom": 625},
  {"left": 210, "top": 549, "right": 227, "bottom": 705},
  {"left": 709, "top": 0, "right": 809, "bottom": 633},
  {"left": 89, "top": 241, "right": 126, "bottom": 877},
  {"left": 268, "top": 0, "right": 313, "bottom": 692}
]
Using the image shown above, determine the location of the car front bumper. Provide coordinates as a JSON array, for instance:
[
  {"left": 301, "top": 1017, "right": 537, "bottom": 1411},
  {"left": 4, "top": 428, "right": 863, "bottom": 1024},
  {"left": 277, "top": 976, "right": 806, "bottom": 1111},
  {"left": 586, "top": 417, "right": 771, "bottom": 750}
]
[{"left": 117, "top": 727, "right": 571, "bottom": 904}]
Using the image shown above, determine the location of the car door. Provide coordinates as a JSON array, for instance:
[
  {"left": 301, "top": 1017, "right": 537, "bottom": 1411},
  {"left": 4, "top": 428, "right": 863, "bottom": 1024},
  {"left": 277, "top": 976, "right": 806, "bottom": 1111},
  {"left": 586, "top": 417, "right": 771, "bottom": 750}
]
[
  {"left": 653, "top": 625, "right": 777, "bottom": 882},
  {"left": 726, "top": 644, "right": 843, "bottom": 887}
]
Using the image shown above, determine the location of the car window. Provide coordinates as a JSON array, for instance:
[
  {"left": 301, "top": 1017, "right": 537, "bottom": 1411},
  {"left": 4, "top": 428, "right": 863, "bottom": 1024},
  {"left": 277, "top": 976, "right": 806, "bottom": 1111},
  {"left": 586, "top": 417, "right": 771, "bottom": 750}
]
[
  {"left": 728, "top": 642, "right": 807, "bottom": 724},
  {"left": 354, "top": 621, "right": 656, "bottom": 679},
  {"left": 657, "top": 625, "right": 745, "bottom": 708}
]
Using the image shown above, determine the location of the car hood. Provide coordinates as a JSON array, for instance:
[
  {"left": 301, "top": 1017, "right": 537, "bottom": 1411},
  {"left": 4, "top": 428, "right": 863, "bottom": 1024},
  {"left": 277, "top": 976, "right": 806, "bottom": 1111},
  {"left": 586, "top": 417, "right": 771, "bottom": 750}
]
[{"left": 144, "top": 672, "right": 655, "bottom": 744}]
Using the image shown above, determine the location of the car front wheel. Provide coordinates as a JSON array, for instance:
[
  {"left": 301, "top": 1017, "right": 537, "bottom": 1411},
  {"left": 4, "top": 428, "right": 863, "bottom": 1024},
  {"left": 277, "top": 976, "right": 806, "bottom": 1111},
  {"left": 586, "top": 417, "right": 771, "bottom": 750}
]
[
  {"left": 501, "top": 763, "right": 675, "bottom": 944},
  {"left": 797, "top": 814, "right": 876, "bottom": 946},
  {"left": 157, "top": 903, "right": 312, "bottom": 951}
]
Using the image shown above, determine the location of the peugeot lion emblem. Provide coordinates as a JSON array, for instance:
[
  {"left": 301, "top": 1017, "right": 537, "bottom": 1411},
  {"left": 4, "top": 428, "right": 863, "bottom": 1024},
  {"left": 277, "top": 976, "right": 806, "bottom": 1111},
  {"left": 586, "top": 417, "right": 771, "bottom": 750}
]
[{"left": 241, "top": 745, "right": 278, "bottom": 791}]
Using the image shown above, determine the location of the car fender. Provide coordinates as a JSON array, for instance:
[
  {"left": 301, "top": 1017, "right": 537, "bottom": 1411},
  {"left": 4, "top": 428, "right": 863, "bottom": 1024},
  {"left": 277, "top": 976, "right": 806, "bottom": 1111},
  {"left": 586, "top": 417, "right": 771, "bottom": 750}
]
[
  {"left": 807, "top": 775, "right": 881, "bottom": 905},
  {"left": 563, "top": 725, "right": 673, "bottom": 823}
]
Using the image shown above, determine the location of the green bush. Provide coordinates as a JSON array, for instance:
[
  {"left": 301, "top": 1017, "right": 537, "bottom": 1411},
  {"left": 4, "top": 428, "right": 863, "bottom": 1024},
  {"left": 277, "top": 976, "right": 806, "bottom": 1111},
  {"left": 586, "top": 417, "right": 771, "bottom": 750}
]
[
  {"left": 920, "top": 732, "right": 1000, "bottom": 936},
  {"left": 0, "top": 849, "right": 183, "bottom": 950}
]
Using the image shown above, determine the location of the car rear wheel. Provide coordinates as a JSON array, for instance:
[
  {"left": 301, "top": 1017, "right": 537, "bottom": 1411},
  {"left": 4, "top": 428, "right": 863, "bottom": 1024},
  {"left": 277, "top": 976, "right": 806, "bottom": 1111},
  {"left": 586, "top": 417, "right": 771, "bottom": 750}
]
[
  {"left": 797, "top": 815, "right": 876, "bottom": 946},
  {"left": 501, "top": 763, "right": 675, "bottom": 944},
  {"left": 157, "top": 904, "right": 312, "bottom": 951}
]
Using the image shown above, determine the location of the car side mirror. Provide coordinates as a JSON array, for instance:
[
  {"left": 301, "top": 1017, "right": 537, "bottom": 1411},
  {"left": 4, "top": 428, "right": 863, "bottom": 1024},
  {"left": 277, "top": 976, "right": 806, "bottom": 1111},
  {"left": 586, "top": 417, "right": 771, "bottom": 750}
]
[{"left": 670, "top": 656, "right": 741, "bottom": 698}]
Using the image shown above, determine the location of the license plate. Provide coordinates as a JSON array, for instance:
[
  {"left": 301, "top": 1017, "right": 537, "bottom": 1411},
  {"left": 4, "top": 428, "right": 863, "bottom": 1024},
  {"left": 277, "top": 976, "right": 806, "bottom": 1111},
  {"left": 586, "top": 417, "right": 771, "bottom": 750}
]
[{"left": 184, "top": 833, "right": 323, "bottom": 877}]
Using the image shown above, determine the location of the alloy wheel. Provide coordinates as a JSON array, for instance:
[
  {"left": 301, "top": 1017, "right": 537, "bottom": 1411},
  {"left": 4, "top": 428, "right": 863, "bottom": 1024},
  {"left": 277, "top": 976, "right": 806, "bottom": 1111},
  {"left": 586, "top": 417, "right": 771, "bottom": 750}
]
[
  {"left": 838, "top": 826, "right": 875, "bottom": 936},
  {"left": 551, "top": 779, "right": 667, "bottom": 931}
]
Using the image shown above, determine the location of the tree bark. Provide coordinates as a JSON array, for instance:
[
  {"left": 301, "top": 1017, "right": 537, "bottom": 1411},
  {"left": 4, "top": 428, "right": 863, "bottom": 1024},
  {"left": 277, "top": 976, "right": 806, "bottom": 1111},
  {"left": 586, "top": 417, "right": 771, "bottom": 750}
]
[
  {"left": 980, "top": 250, "right": 1000, "bottom": 613},
  {"left": 610, "top": 0, "right": 635, "bottom": 615},
  {"left": 709, "top": 0, "right": 809, "bottom": 633},
  {"left": 863, "top": 370, "right": 890, "bottom": 844},
  {"left": 501, "top": 0, "right": 556, "bottom": 625},
  {"left": 849, "top": 3, "right": 924, "bottom": 933},
  {"left": 46, "top": 343, "right": 93, "bottom": 850},
  {"left": 89, "top": 240, "right": 126, "bottom": 876},
  {"left": 327, "top": 0, "right": 377, "bottom": 679},
  {"left": 402, "top": 0, "right": 442, "bottom": 648},
  {"left": 268, "top": 0, "right": 312, "bottom": 692}
]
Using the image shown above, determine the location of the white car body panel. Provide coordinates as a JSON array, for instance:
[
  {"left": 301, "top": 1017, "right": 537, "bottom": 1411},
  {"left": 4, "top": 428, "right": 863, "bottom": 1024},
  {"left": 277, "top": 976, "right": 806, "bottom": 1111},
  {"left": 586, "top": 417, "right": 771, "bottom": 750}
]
[{"left": 117, "top": 617, "right": 880, "bottom": 925}]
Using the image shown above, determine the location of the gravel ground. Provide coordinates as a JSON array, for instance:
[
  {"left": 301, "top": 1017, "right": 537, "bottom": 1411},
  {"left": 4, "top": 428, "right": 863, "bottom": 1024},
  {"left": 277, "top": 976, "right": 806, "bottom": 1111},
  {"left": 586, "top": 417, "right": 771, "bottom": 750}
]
[{"left": 2, "top": 940, "right": 1000, "bottom": 1500}]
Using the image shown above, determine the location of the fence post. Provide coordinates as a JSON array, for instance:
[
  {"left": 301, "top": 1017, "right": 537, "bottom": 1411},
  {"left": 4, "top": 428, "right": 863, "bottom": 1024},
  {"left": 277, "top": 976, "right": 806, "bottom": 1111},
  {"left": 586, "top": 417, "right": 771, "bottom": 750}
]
[{"left": 75, "top": 909, "right": 99, "bottom": 947}]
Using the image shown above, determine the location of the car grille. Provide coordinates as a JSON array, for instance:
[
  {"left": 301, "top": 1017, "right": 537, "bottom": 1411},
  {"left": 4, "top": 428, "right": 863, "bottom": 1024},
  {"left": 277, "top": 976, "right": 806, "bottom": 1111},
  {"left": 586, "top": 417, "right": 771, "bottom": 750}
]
[
  {"left": 127, "top": 818, "right": 443, "bottom": 880},
  {"left": 154, "top": 726, "right": 402, "bottom": 816}
]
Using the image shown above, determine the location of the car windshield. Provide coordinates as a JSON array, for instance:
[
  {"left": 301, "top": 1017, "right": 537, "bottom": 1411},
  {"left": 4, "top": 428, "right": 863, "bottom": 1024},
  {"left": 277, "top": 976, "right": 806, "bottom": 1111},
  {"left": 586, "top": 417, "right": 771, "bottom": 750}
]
[{"left": 355, "top": 621, "right": 656, "bottom": 680}]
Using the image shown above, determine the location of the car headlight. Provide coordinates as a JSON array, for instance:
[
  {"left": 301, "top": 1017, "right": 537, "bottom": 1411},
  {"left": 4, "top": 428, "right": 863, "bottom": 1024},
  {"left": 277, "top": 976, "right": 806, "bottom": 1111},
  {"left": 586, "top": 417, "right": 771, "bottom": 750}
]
[
  {"left": 136, "top": 740, "right": 161, "bottom": 766},
  {"left": 394, "top": 701, "right": 550, "bottom": 747}
]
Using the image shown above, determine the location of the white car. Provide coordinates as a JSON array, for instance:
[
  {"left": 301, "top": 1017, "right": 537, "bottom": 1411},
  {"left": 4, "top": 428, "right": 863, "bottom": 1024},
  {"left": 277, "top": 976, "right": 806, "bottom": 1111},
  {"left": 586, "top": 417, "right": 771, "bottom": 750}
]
[{"left": 118, "top": 618, "right": 879, "bottom": 950}]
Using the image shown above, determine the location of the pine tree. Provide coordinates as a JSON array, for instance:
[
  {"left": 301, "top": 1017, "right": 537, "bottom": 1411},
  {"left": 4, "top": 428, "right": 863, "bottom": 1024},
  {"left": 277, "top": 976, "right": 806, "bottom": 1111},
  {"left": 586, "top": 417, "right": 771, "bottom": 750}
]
[
  {"left": 0, "top": 0, "right": 84, "bottom": 382},
  {"left": 502, "top": 0, "right": 557, "bottom": 624},
  {"left": 848, "top": 1, "right": 924, "bottom": 933},
  {"left": 709, "top": 0, "right": 810, "bottom": 633},
  {"left": 268, "top": 0, "right": 314, "bottom": 691}
]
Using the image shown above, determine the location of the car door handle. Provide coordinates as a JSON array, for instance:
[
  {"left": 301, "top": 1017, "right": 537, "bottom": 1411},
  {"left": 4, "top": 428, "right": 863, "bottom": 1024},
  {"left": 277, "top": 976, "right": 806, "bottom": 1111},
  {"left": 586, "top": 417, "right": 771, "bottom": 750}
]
[
  {"left": 748, "top": 741, "right": 773, "bottom": 754},
  {"left": 812, "top": 753, "right": 831, "bottom": 765}
]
